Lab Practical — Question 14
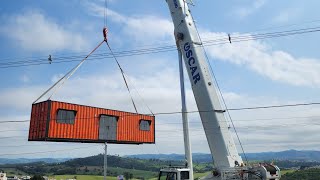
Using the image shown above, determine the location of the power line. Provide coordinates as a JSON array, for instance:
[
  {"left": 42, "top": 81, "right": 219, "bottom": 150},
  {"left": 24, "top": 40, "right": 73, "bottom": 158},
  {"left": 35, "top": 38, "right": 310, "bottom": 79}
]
[
  {"left": 156, "top": 114, "right": 320, "bottom": 124},
  {"left": 227, "top": 102, "right": 320, "bottom": 111},
  {"left": 0, "top": 26, "right": 319, "bottom": 68},
  {"left": 2, "top": 18, "right": 320, "bottom": 63},
  {"left": 0, "top": 129, "right": 28, "bottom": 133},
  {"left": 1, "top": 120, "right": 320, "bottom": 141},
  {"left": 156, "top": 122, "right": 320, "bottom": 132},
  {"left": 1, "top": 101, "right": 320, "bottom": 124},
  {"left": 0, "top": 120, "right": 29, "bottom": 123},
  {"left": 1, "top": 113, "right": 319, "bottom": 128},
  {"left": 153, "top": 102, "right": 320, "bottom": 116},
  {"left": 241, "top": 18, "right": 320, "bottom": 34},
  {"left": 0, "top": 136, "right": 26, "bottom": 139},
  {"left": 0, "top": 114, "right": 319, "bottom": 138}
]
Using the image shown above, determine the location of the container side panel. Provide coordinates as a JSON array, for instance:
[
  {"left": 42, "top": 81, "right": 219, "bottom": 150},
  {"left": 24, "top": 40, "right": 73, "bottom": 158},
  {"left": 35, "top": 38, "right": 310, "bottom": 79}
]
[
  {"left": 39, "top": 100, "right": 155, "bottom": 143},
  {"left": 40, "top": 102, "right": 48, "bottom": 138},
  {"left": 28, "top": 104, "right": 36, "bottom": 140},
  {"left": 28, "top": 101, "right": 49, "bottom": 141},
  {"left": 83, "top": 104, "right": 89, "bottom": 139},
  {"left": 39, "top": 101, "right": 47, "bottom": 139},
  {"left": 88, "top": 107, "right": 92, "bottom": 139},
  {"left": 28, "top": 105, "right": 34, "bottom": 140}
]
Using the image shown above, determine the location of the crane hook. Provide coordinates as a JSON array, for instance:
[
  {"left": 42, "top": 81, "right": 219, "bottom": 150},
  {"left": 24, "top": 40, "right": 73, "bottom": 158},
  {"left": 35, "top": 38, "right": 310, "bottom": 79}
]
[{"left": 103, "top": 27, "right": 108, "bottom": 41}]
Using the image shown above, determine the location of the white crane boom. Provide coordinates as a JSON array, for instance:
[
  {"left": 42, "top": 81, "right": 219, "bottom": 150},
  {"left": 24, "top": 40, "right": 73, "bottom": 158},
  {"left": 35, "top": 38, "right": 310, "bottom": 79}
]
[
  {"left": 166, "top": 0, "right": 242, "bottom": 169},
  {"left": 159, "top": 1, "right": 281, "bottom": 179}
]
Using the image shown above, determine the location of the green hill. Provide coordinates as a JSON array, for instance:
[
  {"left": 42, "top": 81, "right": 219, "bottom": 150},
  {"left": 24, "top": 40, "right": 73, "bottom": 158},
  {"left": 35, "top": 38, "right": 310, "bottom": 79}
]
[
  {"left": 281, "top": 168, "right": 320, "bottom": 180},
  {"left": 0, "top": 154, "right": 184, "bottom": 179}
]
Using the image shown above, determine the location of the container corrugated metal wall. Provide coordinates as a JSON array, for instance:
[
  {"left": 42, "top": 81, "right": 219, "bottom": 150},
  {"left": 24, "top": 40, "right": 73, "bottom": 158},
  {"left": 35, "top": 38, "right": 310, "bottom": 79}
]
[
  {"left": 28, "top": 100, "right": 155, "bottom": 144},
  {"left": 29, "top": 101, "right": 49, "bottom": 141}
]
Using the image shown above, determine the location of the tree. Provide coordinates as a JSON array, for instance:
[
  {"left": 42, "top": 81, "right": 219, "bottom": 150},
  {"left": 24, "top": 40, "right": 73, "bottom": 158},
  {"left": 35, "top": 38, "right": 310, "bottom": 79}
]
[
  {"left": 124, "top": 172, "right": 130, "bottom": 180},
  {"left": 129, "top": 173, "right": 133, "bottom": 179},
  {"left": 30, "top": 175, "right": 44, "bottom": 180}
]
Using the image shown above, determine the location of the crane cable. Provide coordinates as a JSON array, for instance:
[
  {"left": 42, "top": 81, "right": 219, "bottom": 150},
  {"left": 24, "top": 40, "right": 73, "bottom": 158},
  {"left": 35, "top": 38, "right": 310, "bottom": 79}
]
[
  {"left": 33, "top": 27, "right": 142, "bottom": 113},
  {"left": 192, "top": 9, "right": 249, "bottom": 163},
  {"left": 33, "top": 40, "right": 105, "bottom": 104},
  {"left": 34, "top": 0, "right": 141, "bottom": 114},
  {"left": 104, "top": 38, "right": 138, "bottom": 113},
  {"left": 103, "top": 1, "right": 138, "bottom": 114}
]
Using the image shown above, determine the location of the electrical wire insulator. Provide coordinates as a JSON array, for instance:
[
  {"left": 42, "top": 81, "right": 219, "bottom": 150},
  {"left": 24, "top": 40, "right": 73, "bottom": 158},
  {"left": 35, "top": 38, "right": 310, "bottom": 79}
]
[{"left": 103, "top": 27, "right": 108, "bottom": 41}]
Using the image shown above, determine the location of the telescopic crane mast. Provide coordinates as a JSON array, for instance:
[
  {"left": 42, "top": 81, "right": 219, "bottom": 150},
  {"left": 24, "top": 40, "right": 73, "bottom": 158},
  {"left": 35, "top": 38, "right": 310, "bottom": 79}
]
[
  {"left": 167, "top": 0, "right": 242, "bottom": 169},
  {"left": 159, "top": 0, "right": 281, "bottom": 179}
]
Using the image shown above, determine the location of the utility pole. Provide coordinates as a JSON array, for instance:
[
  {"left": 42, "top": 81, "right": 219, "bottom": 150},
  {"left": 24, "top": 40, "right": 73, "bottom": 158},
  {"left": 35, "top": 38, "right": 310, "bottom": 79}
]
[{"left": 104, "top": 142, "right": 107, "bottom": 180}]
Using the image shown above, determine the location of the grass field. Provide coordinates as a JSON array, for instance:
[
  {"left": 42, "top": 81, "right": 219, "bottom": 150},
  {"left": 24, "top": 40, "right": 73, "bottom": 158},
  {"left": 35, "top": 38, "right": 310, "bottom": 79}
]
[
  {"left": 50, "top": 171, "right": 211, "bottom": 180},
  {"left": 49, "top": 175, "right": 119, "bottom": 180},
  {"left": 0, "top": 168, "right": 27, "bottom": 176},
  {"left": 194, "top": 172, "right": 210, "bottom": 179},
  {"left": 108, "top": 167, "right": 157, "bottom": 179},
  {"left": 281, "top": 169, "right": 295, "bottom": 174},
  {"left": 2, "top": 168, "right": 293, "bottom": 179}
]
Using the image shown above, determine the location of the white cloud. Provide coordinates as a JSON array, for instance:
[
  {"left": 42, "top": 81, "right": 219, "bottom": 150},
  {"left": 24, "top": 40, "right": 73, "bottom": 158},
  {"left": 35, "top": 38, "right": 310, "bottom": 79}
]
[
  {"left": 1, "top": 67, "right": 320, "bottom": 156},
  {"left": 272, "top": 8, "right": 302, "bottom": 24},
  {"left": 84, "top": 1, "right": 174, "bottom": 44},
  {"left": 222, "top": 93, "right": 320, "bottom": 153},
  {"left": 1, "top": 3, "right": 320, "bottom": 157},
  {"left": 85, "top": 2, "right": 125, "bottom": 22},
  {"left": 84, "top": 2, "right": 320, "bottom": 88},
  {"left": 0, "top": 86, "right": 45, "bottom": 111},
  {"left": 0, "top": 10, "right": 89, "bottom": 53},
  {"left": 20, "top": 74, "right": 30, "bottom": 83},
  {"left": 1, "top": 24, "right": 320, "bottom": 156},
  {"left": 234, "top": 0, "right": 267, "bottom": 18},
  {"left": 0, "top": 65, "right": 188, "bottom": 157},
  {"left": 203, "top": 31, "right": 320, "bottom": 87}
]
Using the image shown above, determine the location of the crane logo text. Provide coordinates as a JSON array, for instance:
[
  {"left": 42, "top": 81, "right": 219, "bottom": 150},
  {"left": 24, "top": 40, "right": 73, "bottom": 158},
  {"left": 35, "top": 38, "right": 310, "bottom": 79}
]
[
  {"left": 184, "top": 42, "right": 201, "bottom": 85},
  {"left": 173, "top": 0, "right": 178, "bottom": 8}
]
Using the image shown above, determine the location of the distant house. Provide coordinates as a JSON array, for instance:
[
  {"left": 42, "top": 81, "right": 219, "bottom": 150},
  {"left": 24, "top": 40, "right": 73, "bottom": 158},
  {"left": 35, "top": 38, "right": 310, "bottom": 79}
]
[
  {"left": 20, "top": 176, "right": 31, "bottom": 180},
  {"left": 117, "top": 175, "right": 124, "bottom": 180},
  {"left": 0, "top": 173, "right": 7, "bottom": 180},
  {"left": 6, "top": 176, "right": 19, "bottom": 180}
]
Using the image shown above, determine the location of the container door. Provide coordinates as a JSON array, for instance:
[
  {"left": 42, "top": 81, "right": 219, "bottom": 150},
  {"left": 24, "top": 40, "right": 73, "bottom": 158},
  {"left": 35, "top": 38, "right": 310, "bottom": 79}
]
[{"left": 99, "top": 115, "right": 117, "bottom": 141}]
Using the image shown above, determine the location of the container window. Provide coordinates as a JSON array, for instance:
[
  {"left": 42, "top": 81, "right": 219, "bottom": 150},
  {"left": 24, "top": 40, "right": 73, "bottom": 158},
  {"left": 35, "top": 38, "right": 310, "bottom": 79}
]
[
  {"left": 57, "top": 109, "right": 76, "bottom": 124},
  {"left": 140, "top": 120, "right": 151, "bottom": 131}
]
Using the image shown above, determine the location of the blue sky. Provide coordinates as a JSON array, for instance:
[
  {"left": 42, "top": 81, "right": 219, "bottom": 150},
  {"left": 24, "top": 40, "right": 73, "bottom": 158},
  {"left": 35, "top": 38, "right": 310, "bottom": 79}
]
[{"left": 1, "top": 0, "right": 320, "bottom": 159}]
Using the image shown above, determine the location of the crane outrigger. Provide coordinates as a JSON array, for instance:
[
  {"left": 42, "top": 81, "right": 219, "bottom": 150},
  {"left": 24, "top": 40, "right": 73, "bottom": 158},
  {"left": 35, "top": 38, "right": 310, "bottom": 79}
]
[{"left": 159, "top": 0, "right": 281, "bottom": 179}]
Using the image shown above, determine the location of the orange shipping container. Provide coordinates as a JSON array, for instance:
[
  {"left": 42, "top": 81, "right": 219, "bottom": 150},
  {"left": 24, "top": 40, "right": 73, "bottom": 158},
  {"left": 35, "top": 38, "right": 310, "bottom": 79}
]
[{"left": 28, "top": 100, "right": 155, "bottom": 144}]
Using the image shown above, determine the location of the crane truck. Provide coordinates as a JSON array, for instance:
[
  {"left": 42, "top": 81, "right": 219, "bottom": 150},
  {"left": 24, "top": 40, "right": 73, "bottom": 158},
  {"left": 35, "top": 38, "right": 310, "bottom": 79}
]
[{"left": 158, "top": 0, "right": 281, "bottom": 179}]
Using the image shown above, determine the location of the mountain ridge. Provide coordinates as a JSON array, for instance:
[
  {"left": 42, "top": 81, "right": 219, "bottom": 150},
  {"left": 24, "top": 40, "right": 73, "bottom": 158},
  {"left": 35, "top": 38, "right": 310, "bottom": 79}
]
[
  {"left": 1, "top": 149, "right": 319, "bottom": 165},
  {"left": 127, "top": 149, "right": 320, "bottom": 162},
  {"left": 0, "top": 158, "right": 69, "bottom": 165}
]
